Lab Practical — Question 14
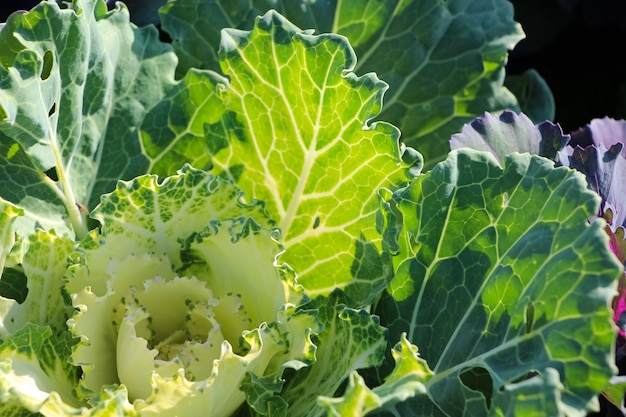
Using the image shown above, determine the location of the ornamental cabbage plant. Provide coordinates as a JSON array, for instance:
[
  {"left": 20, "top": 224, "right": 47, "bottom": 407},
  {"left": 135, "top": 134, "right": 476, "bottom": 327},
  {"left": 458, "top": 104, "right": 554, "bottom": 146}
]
[
  {"left": 0, "top": 1, "right": 623, "bottom": 417},
  {"left": 67, "top": 167, "right": 320, "bottom": 417}
]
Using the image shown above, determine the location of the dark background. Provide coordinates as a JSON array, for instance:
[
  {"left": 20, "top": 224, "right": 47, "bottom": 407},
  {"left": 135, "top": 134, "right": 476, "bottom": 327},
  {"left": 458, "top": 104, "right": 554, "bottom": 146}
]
[
  {"left": 508, "top": 0, "right": 626, "bottom": 134},
  {"left": 2, "top": 0, "right": 626, "bottom": 134}
]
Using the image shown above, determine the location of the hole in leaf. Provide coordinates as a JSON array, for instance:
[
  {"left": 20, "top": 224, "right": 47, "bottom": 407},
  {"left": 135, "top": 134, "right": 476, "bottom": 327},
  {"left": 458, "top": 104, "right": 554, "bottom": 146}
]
[
  {"left": 460, "top": 366, "right": 493, "bottom": 409},
  {"left": 41, "top": 50, "right": 53, "bottom": 80},
  {"left": 313, "top": 216, "right": 320, "bottom": 229},
  {"left": 48, "top": 102, "right": 56, "bottom": 117},
  {"left": 0, "top": 267, "right": 28, "bottom": 304},
  {"left": 525, "top": 302, "right": 534, "bottom": 334},
  {"left": 45, "top": 166, "right": 58, "bottom": 181}
]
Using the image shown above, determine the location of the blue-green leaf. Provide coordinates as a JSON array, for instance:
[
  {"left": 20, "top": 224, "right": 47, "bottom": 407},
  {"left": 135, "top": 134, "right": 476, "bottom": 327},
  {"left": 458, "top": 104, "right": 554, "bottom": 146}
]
[
  {"left": 159, "top": 0, "right": 525, "bottom": 166},
  {"left": 0, "top": 0, "right": 178, "bottom": 237},
  {"left": 375, "top": 149, "right": 622, "bottom": 416}
]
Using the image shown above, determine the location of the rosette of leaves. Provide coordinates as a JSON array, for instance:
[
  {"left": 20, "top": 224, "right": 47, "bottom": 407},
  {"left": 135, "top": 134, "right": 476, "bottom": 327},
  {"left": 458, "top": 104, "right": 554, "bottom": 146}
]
[
  {"left": 0, "top": 1, "right": 623, "bottom": 416},
  {"left": 65, "top": 166, "right": 318, "bottom": 416},
  {"left": 0, "top": 1, "right": 419, "bottom": 415}
]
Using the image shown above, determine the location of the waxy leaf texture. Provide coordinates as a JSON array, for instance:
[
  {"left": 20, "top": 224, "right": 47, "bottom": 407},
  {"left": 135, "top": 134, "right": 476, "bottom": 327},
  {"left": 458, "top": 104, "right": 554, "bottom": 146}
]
[
  {"left": 0, "top": 0, "right": 179, "bottom": 237},
  {"left": 375, "top": 150, "right": 622, "bottom": 416},
  {"left": 142, "top": 11, "right": 421, "bottom": 304},
  {"left": 160, "top": 0, "right": 526, "bottom": 165},
  {"left": 0, "top": 1, "right": 622, "bottom": 416}
]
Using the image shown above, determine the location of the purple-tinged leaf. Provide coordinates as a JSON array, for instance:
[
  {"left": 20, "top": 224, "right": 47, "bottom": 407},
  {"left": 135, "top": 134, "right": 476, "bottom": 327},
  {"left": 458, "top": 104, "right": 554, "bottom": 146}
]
[
  {"left": 559, "top": 117, "right": 626, "bottom": 230},
  {"left": 450, "top": 110, "right": 569, "bottom": 165}
]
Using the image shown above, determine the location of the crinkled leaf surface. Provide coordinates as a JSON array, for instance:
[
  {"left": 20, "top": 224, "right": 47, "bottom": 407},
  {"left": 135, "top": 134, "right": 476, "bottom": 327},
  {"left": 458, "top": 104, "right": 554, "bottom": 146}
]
[
  {"left": 318, "top": 334, "right": 433, "bottom": 417},
  {"left": 67, "top": 165, "right": 317, "bottom": 417},
  {"left": 237, "top": 289, "right": 388, "bottom": 417},
  {"left": 142, "top": 10, "right": 421, "bottom": 305},
  {"left": 256, "top": 290, "right": 388, "bottom": 417},
  {"left": 0, "top": 0, "right": 179, "bottom": 237},
  {"left": 81, "top": 164, "right": 271, "bottom": 267},
  {"left": 159, "top": 0, "right": 524, "bottom": 165},
  {"left": 373, "top": 149, "right": 622, "bottom": 416}
]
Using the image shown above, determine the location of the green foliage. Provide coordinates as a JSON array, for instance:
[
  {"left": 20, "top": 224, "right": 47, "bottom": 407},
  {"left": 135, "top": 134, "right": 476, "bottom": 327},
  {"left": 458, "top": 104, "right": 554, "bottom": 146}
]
[
  {"left": 0, "top": 1, "right": 621, "bottom": 416},
  {"left": 373, "top": 150, "right": 621, "bottom": 415},
  {"left": 144, "top": 11, "right": 421, "bottom": 303},
  {"left": 159, "top": 0, "right": 535, "bottom": 166}
]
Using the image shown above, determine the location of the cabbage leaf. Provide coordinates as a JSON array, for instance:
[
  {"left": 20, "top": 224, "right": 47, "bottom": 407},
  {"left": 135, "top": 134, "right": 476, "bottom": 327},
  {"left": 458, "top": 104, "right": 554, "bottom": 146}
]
[
  {"left": 66, "top": 165, "right": 318, "bottom": 417},
  {"left": 159, "top": 0, "right": 530, "bottom": 164},
  {"left": 141, "top": 10, "right": 422, "bottom": 305},
  {"left": 0, "top": 0, "right": 180, "bottom": 237},
  {"left": 0, "top": 1, "right": 622, "bottom": 416},
  {"left": 372, "top": 150, "right": 622, "bottom": 416},
  {"left": 450, "top": 111, "right": 570, "bottom": 165},
  {"left": 0, "top": 230, "right": 74, "bottom": 337}
]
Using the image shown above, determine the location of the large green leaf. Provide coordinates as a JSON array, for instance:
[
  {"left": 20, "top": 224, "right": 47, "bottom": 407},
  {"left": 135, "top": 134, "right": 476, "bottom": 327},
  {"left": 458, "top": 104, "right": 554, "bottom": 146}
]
[
  {"left": 373, "top": 149, "right": 622, "bottom": 416},
  {"left": 0, "top": 0, "right": 178, "bottom": 238},
  {"left": 159, "top": 0, "right": 525, "bottom": 166},
  {"left": 159, "top": 0, "right": 263, "bottom": 78},
  {"left": 142, "top": 11, "right": 421, "bottom": 304}
]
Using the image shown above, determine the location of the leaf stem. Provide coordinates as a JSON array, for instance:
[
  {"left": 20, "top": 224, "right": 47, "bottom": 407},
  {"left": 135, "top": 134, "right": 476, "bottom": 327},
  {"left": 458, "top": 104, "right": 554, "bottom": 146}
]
[{"left": 49, "top": 135, "right": 89, "bottom": 240}]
